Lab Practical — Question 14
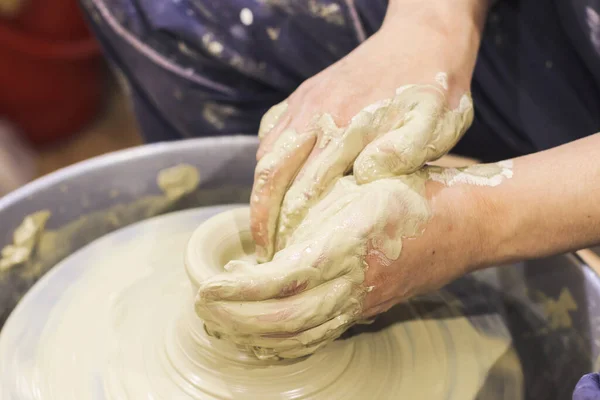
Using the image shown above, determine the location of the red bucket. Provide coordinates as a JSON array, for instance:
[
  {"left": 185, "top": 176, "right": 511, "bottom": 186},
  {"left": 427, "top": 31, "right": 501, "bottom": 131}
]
[{"left": 0, "top": 0, "right": 104, "bottom": 145}]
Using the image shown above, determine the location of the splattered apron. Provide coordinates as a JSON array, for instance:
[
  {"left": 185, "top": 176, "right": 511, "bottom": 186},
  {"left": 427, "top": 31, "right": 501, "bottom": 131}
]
[{"left": 80, "top": 0, "right": 600, "bottom": 161}]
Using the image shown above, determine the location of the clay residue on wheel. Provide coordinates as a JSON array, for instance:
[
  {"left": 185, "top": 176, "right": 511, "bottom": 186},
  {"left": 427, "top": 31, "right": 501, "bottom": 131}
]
[
  {"left": 3, "top": 208, "right": 522, "bottom": 400},
  {"left": 0, "top": 210, "right": 51, "bottom": 271},
  {"left": 157, "top": 164, "right": 201, "bottom": 199},
  {"left": 0, "top": 163, "right": 251, "bottom": 327}
]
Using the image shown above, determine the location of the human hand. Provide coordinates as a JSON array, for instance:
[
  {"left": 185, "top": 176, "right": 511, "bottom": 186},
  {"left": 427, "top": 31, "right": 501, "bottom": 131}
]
[
  {"left": 250, "top": 8, "right": 484, "bottom": 262},
  {"left": 195, "top": 162, "right": 512, "bottom": 359}
]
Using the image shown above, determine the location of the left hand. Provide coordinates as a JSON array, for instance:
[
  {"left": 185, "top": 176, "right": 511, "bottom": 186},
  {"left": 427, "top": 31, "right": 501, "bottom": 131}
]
[
  {"left": 253, "top": 81, "right": 473, "bottom": 263},
  {"left": 249, "top": 10, "right": 481, "bottom": 262},
  {"left": 195, "top": 169, "right": 484, "bottom": 359}
]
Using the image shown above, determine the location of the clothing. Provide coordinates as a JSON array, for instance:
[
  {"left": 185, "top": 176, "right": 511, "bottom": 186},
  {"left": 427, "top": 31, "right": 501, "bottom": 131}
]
[
  {"left": 80, "top": 0, "right": 600, "bottom": 161},
  {"left": 574, "top": 373, "right": 600, "bottom": 400}
]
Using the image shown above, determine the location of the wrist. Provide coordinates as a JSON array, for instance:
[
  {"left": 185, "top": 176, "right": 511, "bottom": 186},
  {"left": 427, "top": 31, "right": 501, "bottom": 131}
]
[
  {"left": 381, "top": 0, "right": 489, "bottom": 92},
  {"left": 386, "top": 0, "right": 492, "bottom": 28},
  {"left": 464, "top": 178, "right": 525, "bottom": 269},
  {"left": 426, "top": 180, "right": 492, "bottom": 275}
]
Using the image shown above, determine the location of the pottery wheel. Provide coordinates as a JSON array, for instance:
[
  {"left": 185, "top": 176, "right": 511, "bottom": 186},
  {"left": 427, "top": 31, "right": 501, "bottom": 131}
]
[{"left": 0, "top": 205, "right": 526, "bottom": 399}]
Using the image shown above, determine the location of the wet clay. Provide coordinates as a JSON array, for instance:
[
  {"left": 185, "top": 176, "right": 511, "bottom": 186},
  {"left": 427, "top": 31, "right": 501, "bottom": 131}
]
[
  {"left": 253, "top": 76, "right": 474, "bottom": 260},
  {"left": 428, "top": 160, "right": 514, "bottom": 187},
  {"left": 195, "top": 175, "right": 430, "bottom": 359},
  {"left": 1, "top": 207, "right": 522, "bottom": 399},
  {"left": 0, "top": 164, "right": 199, "bottom": 273},
  {"left": 0, "top": 210, "right": 51, "bottom": 271},
  {"left": 0, "top": 163, "right": 252, "bottom": 327},
  {"left": 195, "top": 163, "right": 513, "bottom": 359}
]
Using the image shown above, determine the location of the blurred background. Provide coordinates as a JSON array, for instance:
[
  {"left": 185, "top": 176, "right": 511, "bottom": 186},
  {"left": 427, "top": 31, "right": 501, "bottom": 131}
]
[{"left": 0, "top": 0, "right": 140, "bottom": 196}]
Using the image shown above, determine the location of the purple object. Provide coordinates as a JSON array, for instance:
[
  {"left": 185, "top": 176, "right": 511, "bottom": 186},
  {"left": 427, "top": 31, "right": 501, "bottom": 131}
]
[
  {"left": 574, "top": 373, "right": 600, "bottom": 400},
  {"left": 80, "top": 0, "right": 600, "bottom": 162}
]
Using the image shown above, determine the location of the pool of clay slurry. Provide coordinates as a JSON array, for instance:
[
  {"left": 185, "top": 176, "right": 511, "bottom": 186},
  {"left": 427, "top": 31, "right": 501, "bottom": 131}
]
[{"left": 0, "top": 205, "right": 525, "bottom": 400}]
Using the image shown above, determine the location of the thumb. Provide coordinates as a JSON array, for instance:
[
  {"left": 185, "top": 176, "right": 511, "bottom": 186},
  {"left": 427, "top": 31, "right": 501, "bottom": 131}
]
[{"left": 354, "top": 92, "right": 473, "bottom": 184}]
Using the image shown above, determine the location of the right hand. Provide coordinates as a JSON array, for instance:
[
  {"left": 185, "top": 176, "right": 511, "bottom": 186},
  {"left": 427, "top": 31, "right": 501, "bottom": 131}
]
[{"left": 197, "top": 167, "right": 487, "bottom": 359}]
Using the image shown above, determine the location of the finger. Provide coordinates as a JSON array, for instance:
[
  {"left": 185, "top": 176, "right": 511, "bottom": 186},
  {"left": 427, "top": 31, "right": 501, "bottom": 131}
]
[
  {"left": 256, "top": 110, "right": 292, "bottom": 160},
  {"left": 427, "top": 93, "right": 474, "bottom": 158},
  {"left": 195, "top": 277, "right": 362, "bottom": 336},
  {"left": 284, "top": 175, "right": 367, "bottom": 246},
  {"left": 257, "top": 78, "right": 320, "bottom": 159},
  {"left": 275, "top": 87, "right": 439, "bottom": 247},
  {"left": 250, "top": 129, "right": 316, "bottom": 262},
  {"left": 196, "top": 245, "right": 323, "bottom": 302},
  {"left": 258, "top": 88, "right": 414, "bottom": 249},
  {"left": 274, "top": 108, "right": 377, "bottom": 249},
  {"left": 258, "top": 101, "right": 288, "bottom": 141},
  {"left": 204, "top": 312, "right": 355, "bottom": 360},
  {"left": 354, "top": 88, "right": 473, "bottom": 184},
  {"left": 354, "top": 87, "right": 444, "bottom": 183},
  {"left": 198, "top": 222, "right": 364, "bottom": 303}
]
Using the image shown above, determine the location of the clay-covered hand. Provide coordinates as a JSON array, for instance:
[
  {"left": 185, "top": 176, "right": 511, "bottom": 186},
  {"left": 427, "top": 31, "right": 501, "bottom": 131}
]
[
  {"left": 250, "top": 22, "right": 477, "bottom": 262},
  {"left": 195, "top": 167, "right": 490, "bottom": 359}
]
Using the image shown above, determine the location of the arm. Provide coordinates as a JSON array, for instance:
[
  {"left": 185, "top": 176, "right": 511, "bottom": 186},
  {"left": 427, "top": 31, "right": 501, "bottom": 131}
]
[
  {"left": 192, "top": 133, "right": 600, "bottom": 358},
  {"left": 383, "top": 0, "right": 491, "bottom": 98},
  {"left": 251, "top": 0, "right": 492, "bottom": 261},
  {"left": 478, "top": 133, "right": 600, "bottom": 267}
]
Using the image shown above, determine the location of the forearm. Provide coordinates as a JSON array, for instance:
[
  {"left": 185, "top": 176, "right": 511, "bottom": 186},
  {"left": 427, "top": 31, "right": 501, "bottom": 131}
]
[
  {"left": 479, "top": 133, "right": 600, "bottom": 266},
  {"left": 382, "top": 0, "right": 491, "bottom": 93},
  {"left": 386, "top": 0, "right": 492, "bottom": 29}
]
